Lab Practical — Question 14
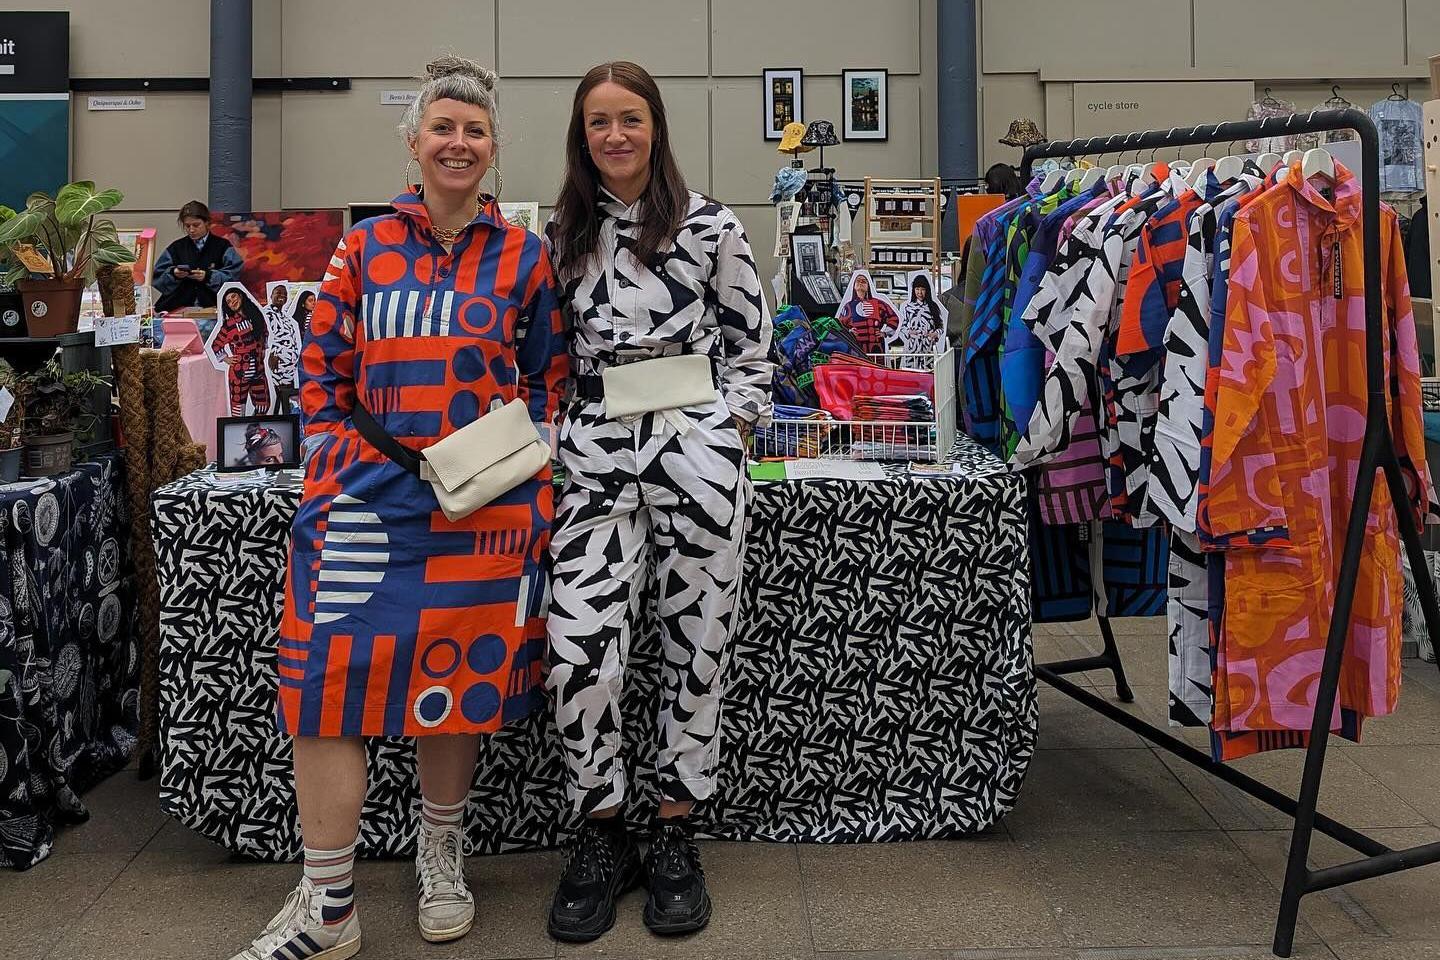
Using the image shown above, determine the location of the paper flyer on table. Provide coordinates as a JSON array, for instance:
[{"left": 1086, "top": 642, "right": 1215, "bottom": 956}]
[{"left": 784, "top": 459, "right": 887, "bottom": 481}]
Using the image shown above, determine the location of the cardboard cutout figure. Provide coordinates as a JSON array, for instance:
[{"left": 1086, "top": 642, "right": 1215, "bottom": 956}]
[
  {"left": 836, "top": 269, "right": 901, "bottom": 356},
  {"left": 890, "top": 270, "right": 949, "bottom": 355},
  {"left": 205, "top": 282, "right": 276, "bottom": 415}
]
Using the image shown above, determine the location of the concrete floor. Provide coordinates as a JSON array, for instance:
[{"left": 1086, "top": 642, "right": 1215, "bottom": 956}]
[{"left": 5, "top": 617, "right": 1440, "bottom": 960}]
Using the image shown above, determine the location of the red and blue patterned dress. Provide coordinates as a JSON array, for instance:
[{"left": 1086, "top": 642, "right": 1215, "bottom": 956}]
[{"left": 276, "top": 191, "right": 568, "bottom": 738}]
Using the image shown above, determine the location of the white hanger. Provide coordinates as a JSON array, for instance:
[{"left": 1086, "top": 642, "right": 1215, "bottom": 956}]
[
  {"left": 1301, "top": 146, "right": 1335, "bottom": 181},
  {"left": 1256, "top": 152, "right": 1282, "bottom": 173},
  {"left": 1039, "top": 167, "right": 1063, "bottom": 194},
  {"left": 1188, "top": 157, "right": 1216, "bottom": 188},
  {"left": 1064, "top": 167, "right": 1086, "bottom": 186},
  {"left": 1283, "top": 149, "right": 1303, "bottom": 167},
  {"left": 1077, "top": 165, "right": 1105, "bottom": 191},
  {"left": 1213, "top": 154, "right": 1245, "bottom": 184}
]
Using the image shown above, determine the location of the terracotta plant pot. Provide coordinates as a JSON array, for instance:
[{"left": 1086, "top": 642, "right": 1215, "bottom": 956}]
[
  {"left": 23, "top": 431, "right": 73, "bottom": 477},
  {"left": 0, "top": 446, "right": 20, "bottom": 483},
  {"left": 17, "top": 278, "right": 84, "bottom": 338}
]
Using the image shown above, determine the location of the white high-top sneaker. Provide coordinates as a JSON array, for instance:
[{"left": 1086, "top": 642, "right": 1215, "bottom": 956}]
[
  {"left": 229, "top": 877, "right": 361, "bottom": 959},
  {"left": 416, "top": 826, "right": 474, "bottom": 942}
]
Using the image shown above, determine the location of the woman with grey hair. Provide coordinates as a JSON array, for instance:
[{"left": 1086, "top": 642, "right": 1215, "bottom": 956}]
[{"left": 228, "top": 55, "right": 568, "bottom": 960}]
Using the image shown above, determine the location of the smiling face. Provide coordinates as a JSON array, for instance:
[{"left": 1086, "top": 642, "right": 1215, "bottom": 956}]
[
  {"left": 223, "top": 290, "right": 242, "bottom": 312},
  {"left": 582, "top": 81, "right": 654, "bottom": 201},
  {"left": 269, "top": 285, "right": 288, "bottom": 309},
  {"left": 410, "top": 97, "right": 495, "bottom": 203}
]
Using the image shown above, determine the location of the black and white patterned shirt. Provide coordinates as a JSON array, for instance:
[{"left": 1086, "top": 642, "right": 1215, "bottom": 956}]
[{"left": 549, "top": 189, "right": 775, "bottom": 426}]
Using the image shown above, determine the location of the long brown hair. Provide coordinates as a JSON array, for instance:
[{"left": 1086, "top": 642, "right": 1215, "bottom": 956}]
[{"left": 551, "top": 61, "right": 689, "bottom": 280}]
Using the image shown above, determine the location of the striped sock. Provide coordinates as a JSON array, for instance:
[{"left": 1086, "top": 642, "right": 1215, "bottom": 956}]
[
  {"left": 303, "top": 840, "right": 356, "bottom": 926},
  {"left": 421, "top": 796, "right": 465, "bottom": 835}
]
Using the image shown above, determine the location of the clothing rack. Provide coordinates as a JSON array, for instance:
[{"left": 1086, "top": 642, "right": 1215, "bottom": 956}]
[{"left": 1020, "top": 109, "right": 1440, "bottom": 958}]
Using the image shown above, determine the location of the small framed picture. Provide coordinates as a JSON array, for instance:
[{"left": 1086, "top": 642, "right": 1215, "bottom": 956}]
[
  {"left": 763, "top": 68, "right": 804, "bottom": 140},
  {"left": 217, "top": 414, "right": 301, "bottom": 471},
  {"left": 773, "top": 200, "right": 802, "bottom": 257},
  {"left": 790, "top": 232, "right": 826, "bottom": 276},
  {"left": 843, "top": 69, "right": 888, "bottom": 141}
]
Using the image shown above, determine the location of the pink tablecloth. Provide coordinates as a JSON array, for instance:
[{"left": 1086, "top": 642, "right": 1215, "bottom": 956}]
[{"left": 162, "top": 319, "right": 226, "bottom": 461}]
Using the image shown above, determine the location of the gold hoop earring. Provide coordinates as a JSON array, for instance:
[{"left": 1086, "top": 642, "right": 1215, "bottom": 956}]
[
  {"left": 485, "top": 164, "right": 503, "bottom": 200},
  {"left": 404, "top": 157, "right": 420, "bottom": 195}
]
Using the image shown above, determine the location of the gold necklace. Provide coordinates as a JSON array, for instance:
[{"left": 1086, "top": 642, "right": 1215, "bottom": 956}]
[{"left": 430, "top": 198, "right": 483, "bottom": 245}]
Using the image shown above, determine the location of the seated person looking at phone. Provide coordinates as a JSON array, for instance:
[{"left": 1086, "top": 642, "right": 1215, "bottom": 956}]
[{"left": 152, "top": 200, "right": 245, "bottom": 313}]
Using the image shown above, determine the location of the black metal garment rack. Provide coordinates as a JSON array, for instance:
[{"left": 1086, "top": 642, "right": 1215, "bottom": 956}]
[{"left": 1019, "top": 109, "right": 1440, "bottom": 958}]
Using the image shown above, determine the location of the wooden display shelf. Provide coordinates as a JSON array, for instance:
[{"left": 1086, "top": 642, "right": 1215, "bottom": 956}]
[{"left": 864, "top": 176, "right": 943, "bottom": 277}]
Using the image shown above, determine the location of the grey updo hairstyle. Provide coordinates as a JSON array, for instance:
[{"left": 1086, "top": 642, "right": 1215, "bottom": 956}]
[{"left": 398, "top": 55, "right": 501, "bottom": 144}]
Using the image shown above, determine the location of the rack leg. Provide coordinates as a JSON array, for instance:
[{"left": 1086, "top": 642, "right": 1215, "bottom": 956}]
[
  {"left": 1096, "top": 616, "right": 1135, "bottom": 703},
  {"left": 1381, "top": 449, "right": 1440, "bottom": 676},
  {"left": 1273, "top": 425, "right": 1384, "bottom": 957}
]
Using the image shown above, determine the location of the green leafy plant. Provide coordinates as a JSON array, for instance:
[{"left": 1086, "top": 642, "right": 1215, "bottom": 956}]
[
  {"left": 0, "top": 182, "right": 136, "bottom": 287},
  {"left": 0, "top": 359, "right": 21, "bottom": 449},
  {"left": 12, "top": 359, "right": 110, "bottom": 440},
  {"left": 0, "top": 205, "right": 16, "bottom": 293}
]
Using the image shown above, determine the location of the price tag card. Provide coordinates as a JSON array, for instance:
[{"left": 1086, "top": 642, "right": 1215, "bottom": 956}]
[{"left": 94, "top": 314, "right": 141, "bottom": 347}]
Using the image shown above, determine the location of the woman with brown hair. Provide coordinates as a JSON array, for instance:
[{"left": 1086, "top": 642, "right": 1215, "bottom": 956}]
[{"left": 544, "top": 61, "right": 774, "bottom": 943}]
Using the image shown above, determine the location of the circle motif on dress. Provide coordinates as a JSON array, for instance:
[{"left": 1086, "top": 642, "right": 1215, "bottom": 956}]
[
  {"left": 98, "top": 594, "right": 122, "bottom": 642},
  {"left": 414, "top": 686, "right": 453, "bottom": 728},
  {"left": 12, "top": 500, "right": 31, "bottom": 534},
  {"left": 53, "top": 644, "right": 80, "bottom": 699},
  {"left": 452, "top": 345, "right": 489, "bottom": 384},
  {"left": 77, "top": 602, "right": 96, "bottom": 639},
  {"left": 34, "top": 493, "right": 59, "bottom": 546},
  {"left": 466, "top": 634, "right": 507, "bottom": 675},
  {"left": 460, "top": 682, "right": 501, "bottom": 724},
  {"left": 447, "top": 391, "right": 480, "bottom": 429},
  {"left": 419, "top": 638, "right": 462, "bottom": 680},
  {"left": 98, "top": 539, "right": 119, "bottom": 586}
]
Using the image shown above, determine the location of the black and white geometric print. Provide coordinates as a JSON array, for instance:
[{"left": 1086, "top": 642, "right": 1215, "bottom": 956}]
[
  {"left": 0, "top": 456, "right": 140, "bottom": 870},
  {"left": 154, "top": 439, "right": 1035, "bottom": 860},
  {"left": 549, "top": 191, "right": 773, "bottom": 426},
  {"left": 547, "top": 397, "right": 748, "bottom": 815}
]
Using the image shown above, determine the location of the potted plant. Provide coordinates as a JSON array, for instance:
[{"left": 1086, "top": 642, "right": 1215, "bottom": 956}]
[
  {"left": 0, "top": 359, "right": 22, "bottom": 482},
  {"left": 13, "top": 358, "right": 110, "bottom": 477},
  {"left": 0, "top": 182, "right": 136, "bottom": 338}
]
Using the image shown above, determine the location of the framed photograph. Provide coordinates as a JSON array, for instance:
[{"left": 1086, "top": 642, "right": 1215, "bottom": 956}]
[
  {"left": 763, "top": 68, "right": 804, "bottom": 140},
  {"left": 790, "top": 233, "right": 826, "bottom": 277},
  {"left": 843, "top": 69, "right": 888, "bottom": 141},
  {"left": 773, "top": 200, "right": 802, "bottom": 258},
  {"left": 498, "top": 201, "right": 541, "bottom": 236},
  {"left": 801, "top": 273, "right": 841, "bottom": 304},
  {"left": 217, "top": 414, "right": 301, "bottom": 471}
]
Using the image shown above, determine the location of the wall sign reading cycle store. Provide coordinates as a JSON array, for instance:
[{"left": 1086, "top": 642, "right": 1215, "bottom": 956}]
[
  {"left": 1070, "top": 81, "right": 1253, "bottom": 140},
  {"left": 0, "top": 10, "right": 69, "bottom": 210}
]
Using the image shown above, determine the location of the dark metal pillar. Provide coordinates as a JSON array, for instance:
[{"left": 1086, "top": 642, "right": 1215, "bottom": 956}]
[
  {"left": 937, "top": 0, "right": 978, "bottom": 249},
  {"left": 208, "top": 0, "right": 252, "bottom": 211}
]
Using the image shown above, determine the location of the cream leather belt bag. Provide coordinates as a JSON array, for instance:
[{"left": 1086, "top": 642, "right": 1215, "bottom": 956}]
[
  {"left": 602, "top": 354, "right": 717, "bottom": 435},
  {"left": 354, "top": 398, "right": 549, "bottom": 522}
]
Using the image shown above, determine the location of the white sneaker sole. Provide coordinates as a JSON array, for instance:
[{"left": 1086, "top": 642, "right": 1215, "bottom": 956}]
[
  {"left": 309, "top": 934, "right": 362, "bottom": 959},
  {"left": 419, "top": 916, "right": 473, "bottom": 943}
]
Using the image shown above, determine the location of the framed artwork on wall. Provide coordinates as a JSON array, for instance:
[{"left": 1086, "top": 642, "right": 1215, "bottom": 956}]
[
  {"left": 763, "top": 68, "right": 804, "bottom": 140},
  {"left": 843, "top": 68, "right": 888, "bottom": 141}
]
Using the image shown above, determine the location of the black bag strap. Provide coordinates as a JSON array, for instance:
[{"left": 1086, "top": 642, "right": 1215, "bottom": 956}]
[{"left": 352, "top": 402, "right": 422, "bottom": 477}]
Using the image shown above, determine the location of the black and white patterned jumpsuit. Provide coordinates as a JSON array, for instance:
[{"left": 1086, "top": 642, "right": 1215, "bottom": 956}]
[{"left": 545, "top": 189, "right": 774, "bottom": 814}]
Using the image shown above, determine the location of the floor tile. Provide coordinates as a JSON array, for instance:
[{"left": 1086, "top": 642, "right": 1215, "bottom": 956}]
[
  {"left": 0, "top": 854, "right": 131, "bottom": 960},
  {"left": 1341, "top": 746, "right": 1440, "bottom": 825},
  {"left": 1006, "top": 748, "right": 1218, "bottom": 838},
  {"left": 800, "top": 840, "right": 1065, "bottom": 952},
  {"left": 557, "top": 842, "right": 812, "bottom": 960},
  {"left": 1157, "top": 749, "right": 1431, "bottom": 832},
  {"left": 1034, "top": 687, "right": 1146, "bottom": 751},
  {"left": 1329, "top": 942, "right": 1440, "bottom": 959},
  {"left": 1023, "top": 831, "right": 1321, "bottom": 949},
  {"left": 1331, "top": 682, "right": 1440, "bottom": 747},
  {"left": 46, "top": 771, "right": 168, "bottom": 861},
  {"left": 1228, "top": 828, "right": 1440, "bottom": 946}
]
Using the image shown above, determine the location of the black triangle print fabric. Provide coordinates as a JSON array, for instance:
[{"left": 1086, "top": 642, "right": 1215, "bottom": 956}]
[{"left": 152, "top": 437, "right": 1035, "bottom": 860}]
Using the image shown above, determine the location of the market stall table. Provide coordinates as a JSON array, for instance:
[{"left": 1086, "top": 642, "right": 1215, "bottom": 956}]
[
  {"left": 0, "top": 455, "right": 141, "bottom": 869},
  {"left": 151, "top": 436, "right": 1034, "bottom": 860}
]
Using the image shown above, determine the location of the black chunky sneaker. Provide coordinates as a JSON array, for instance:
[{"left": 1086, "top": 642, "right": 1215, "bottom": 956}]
[
  {"left": 547, "top": 817, "right": 642, "bottom": 943},
  {"left": 642, "top": 819, "right": 712, "bottom": 936}
]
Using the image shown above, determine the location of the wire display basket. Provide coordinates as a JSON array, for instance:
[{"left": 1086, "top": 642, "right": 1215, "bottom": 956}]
[{"left": 753, "top": 349, "right": 956, "bottom": 462}]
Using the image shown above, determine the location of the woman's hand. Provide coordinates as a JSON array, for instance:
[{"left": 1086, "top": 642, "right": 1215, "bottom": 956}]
[{"left": 191, "top": 268, "right": 207, "bottom": 283}]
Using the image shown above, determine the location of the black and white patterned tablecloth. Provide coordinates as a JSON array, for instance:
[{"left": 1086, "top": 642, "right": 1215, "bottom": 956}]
[
  {"left": 152, "top": 437, "right": 1035, "bottom": 860},
  {"left": 0, "top": 456, "right": 140, "bottom": 869}
]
